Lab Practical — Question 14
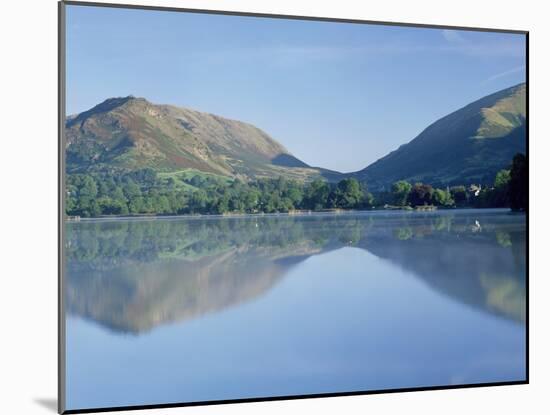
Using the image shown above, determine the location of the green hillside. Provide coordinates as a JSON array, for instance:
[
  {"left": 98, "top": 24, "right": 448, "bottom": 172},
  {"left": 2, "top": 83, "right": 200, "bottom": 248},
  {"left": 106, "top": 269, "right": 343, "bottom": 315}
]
[
  {"left": 66, "top": 96, "right": 330, "bottom": 182},
  {"left": 356, "top": 83, "right": 526, "bottom": 190},
  {"left": 67, "top": 85, "right": 526, "bottom": 192},
  {"left": 65, "top": 85, "right": 527, "bottom": 217}
]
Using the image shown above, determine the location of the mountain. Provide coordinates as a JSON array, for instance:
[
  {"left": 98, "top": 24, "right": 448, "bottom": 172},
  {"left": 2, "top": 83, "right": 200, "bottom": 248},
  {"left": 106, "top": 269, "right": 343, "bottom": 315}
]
[
  {"left": 67, "top": 84, "right": 526, "bottom": 188},
  {"left": 66, "top": 96, "right": 338, "bottom": 181},
  {"left": 356, "top": 83, "right": 526, "bottom": 190}
]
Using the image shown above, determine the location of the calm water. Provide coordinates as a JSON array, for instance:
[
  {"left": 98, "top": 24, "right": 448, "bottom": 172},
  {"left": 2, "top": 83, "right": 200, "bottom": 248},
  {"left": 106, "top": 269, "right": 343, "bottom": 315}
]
[{"left": 64, "top": 209, "right": 526, "bottom": 410}]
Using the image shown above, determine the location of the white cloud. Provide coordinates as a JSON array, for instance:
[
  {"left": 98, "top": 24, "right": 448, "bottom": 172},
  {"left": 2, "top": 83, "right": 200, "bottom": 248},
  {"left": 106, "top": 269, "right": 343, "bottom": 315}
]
[
  {"left": 442, "top": 29, "right": 466, "bottom": 43},
  {"left": 484, "top": 65, "right": 526, "bottom": 82},
  {"left": 184, "top": 33, "right": 525, "bottom": 69}
]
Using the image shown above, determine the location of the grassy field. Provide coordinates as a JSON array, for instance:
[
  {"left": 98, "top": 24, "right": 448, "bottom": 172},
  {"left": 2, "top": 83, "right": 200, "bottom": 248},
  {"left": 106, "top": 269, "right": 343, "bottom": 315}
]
[{"left": 157, "top": 169, "right": 232, "bottom": 192}]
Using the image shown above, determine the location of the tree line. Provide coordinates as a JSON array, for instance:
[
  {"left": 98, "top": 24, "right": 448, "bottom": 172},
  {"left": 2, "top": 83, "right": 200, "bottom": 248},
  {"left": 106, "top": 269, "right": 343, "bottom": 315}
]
[
  {"left": 65, "top": 153, "right": 527, "bottom": 218},
  {"left": 380, "top": 153, "right": 527, "bottom": 211},
  {"left": 66, "top": 171, "right": 375, "bottom": 218}
]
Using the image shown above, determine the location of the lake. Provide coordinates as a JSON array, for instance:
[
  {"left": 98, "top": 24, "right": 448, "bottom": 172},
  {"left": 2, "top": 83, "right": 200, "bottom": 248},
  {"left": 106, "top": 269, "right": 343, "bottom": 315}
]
[{"left": 64, "top": 209, "right": 526, "bottom": 410}]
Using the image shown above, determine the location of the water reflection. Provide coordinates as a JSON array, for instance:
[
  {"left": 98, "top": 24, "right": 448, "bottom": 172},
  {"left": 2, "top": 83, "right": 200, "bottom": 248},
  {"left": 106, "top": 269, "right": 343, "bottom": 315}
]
[{"left": 66, "top": 210, "right": 526, "bottom": 333}]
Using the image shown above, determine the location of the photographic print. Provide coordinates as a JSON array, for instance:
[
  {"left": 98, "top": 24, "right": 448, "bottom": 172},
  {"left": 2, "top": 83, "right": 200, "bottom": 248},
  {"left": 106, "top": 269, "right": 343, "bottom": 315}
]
[{"left": 60, "top": 2, "right": 527, "bottom": 413}]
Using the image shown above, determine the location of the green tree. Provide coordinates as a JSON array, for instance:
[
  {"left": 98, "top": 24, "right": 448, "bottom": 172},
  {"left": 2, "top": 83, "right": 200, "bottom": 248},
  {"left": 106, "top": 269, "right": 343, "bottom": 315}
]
[
  {"left": 408, "top": 183, "right": 434, "bottom": 207},
  {"left": 128, "top": 196, "right": 145, "bottom": 214},
  {"left": 98, "top": 197, "right": 129, "bottom": 215},
  {"left": 330, "top": 178, "right": 364, "bottom": 209},
  {"left": 509, "top": 153, "right": 527, "bottom": 211},
  {"left": 189, "top": 190, "right": 208, "bottom": 213},
  {"left": 495, "top": 169, "right": 511, "bottom": 189},
  {"left": 433, "top": 188, "right": 454, "bottom": 207},
  {"left": 391, "top": 181, "right": 412, "bottom": 206},
  {"left": 112, "top": 186, "right": 126, "bottom": 202},
  {"left": 244, "top": 189, "right": 260, "bottom": 212},
  {"left": 79, "top": 175, "right": 98, "bottom": 199},
  {"left": 156, "top": 195, "right": 171, "bottom": 214},
  {"left": 129, "top": 168, "right": 157, "bottom": 187},
  {"left": 98, "top": 180, "right": 110, "bottom": 198},
  {"left": 65, "top": 195, "right": 77, "bottom": 214},
  {"left": 491, "top": 169, "right": 511, "bottom": 207},
  {"left": 303, "top": 179, "right": 330, "bottom": 210},
  {"left": 123, "top": 178, "right": 142, "bottom": 199},
  {"left": 75, "top": 175, "right": 101, "bottom": 217},
  {"left": 450, "top": 186, "right": 467, "bottom": 207},
  {"left": 286, "top": 184, "right": 303, "bottom": 207},
  {"left": 214, "top": 195, "right": 230, "bottom": 214}
]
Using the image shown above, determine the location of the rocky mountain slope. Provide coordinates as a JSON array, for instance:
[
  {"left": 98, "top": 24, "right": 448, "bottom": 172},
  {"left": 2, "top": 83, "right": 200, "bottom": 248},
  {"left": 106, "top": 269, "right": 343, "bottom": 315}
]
[{"left": 66, "top": 96, "right": 336, "bottom": 181}]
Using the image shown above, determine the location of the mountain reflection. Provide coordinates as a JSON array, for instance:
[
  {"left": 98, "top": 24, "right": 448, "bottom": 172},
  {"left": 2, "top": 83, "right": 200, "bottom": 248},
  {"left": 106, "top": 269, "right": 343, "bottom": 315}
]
[{"left": 65, "top": 211, "right": 526, "bottom": 333}]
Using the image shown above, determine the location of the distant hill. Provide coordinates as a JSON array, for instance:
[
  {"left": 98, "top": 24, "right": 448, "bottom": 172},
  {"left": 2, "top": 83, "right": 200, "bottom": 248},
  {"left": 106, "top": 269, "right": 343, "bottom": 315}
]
[
  {"left": 66, "top": 96, "right": 337, "bottom": 181},
  {"left": 67, "top": 84, "right": 526, "bottom": 189},
  {"left": 356, "top": 83, "right": 526, "bottom": 190}
]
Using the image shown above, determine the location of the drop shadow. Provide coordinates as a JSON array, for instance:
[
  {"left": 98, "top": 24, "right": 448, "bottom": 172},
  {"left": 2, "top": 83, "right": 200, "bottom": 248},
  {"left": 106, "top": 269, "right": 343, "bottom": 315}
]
[{"left": 34, "top": 398, "right": 57, "bottom": 412}]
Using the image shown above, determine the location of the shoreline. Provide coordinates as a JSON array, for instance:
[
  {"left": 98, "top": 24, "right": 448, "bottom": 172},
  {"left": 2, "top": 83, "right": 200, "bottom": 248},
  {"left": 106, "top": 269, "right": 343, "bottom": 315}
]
[{"left": 65, "top": 207, "right": 520, "bottom": 223}]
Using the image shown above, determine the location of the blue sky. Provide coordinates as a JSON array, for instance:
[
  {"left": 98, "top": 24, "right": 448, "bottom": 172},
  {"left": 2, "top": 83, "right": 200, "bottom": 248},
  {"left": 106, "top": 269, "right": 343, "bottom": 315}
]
[{"left": 66, "top": 5, "right": 526, "bottom": 172}]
